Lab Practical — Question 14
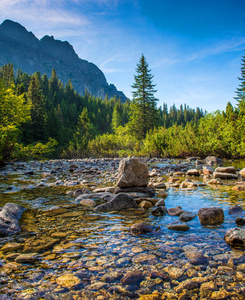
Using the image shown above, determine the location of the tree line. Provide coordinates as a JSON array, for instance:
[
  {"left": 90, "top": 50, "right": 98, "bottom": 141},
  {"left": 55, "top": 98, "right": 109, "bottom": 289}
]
[{"left": 0, "top": 60, "right": 205, "bottom": 163}]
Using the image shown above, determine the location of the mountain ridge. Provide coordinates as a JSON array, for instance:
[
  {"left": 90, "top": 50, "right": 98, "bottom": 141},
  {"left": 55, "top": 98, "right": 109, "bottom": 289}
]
[{"left": 0, "top": 19, "right": 127, "bottom": 100}]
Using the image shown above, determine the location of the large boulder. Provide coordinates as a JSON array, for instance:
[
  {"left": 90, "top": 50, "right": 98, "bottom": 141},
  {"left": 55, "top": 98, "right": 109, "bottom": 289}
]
[
  {"left": 198, "top": 207, "right": 224, "bottom": 225},
  {"left": 94, "top": 193, "right": 138, "bottom": 212},
  {"left": 116, "top": 157, "right": 149, "bottom": 187},
  {"left": 0, "top": 203, "right": 25, "bottom": 237},
  {"left": 224, "top": 228, "right": 245, "bottom": 249}
]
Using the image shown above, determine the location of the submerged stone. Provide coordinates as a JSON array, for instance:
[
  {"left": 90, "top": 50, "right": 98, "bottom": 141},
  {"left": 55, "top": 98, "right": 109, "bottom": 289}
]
[
  {"left": 198, "top": 207, "right": 224, "bottom": 225},
  {"left": 94, "top": 193, "right": 138, "bottom": 212}
]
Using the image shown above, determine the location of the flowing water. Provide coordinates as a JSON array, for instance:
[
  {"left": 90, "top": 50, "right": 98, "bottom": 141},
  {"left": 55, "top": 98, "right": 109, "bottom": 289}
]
[{"left": 0, "top": 158, "right": 245, "bottom": 299}]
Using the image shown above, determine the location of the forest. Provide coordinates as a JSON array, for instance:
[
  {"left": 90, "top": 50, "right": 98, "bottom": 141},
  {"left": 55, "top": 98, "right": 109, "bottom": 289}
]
[{"left": 0, "top": 51, "right": 244, "bottom": 165}]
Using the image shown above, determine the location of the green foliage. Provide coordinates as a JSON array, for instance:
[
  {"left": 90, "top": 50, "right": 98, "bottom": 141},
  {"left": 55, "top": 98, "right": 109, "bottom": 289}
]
[
  {"left": 0, "top": 80, "right": 31, "bottom": 164},
  {"left": 1, "top": 50, "right": 245, "bottom": 161},
  {"left": 14, "top": 138, "right": 58, "bottom": 160}
]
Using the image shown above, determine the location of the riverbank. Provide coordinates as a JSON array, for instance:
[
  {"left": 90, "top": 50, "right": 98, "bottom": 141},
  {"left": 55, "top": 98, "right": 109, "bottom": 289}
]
[{"left": 0, "top": 157, "right": 245, "bottom": 299}]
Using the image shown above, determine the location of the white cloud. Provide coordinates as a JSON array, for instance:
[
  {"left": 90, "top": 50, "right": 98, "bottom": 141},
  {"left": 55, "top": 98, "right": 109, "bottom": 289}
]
[{"left": 0, "top": 0, "right": 90, "bottom": 38}]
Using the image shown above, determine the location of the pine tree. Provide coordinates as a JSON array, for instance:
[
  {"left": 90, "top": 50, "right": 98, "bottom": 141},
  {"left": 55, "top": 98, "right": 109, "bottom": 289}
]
[
  {"left": 128, "top": 54, "right": 158, "bottom": 140},
  {"left": 235, "top": 51, "right": 245, "bottom": 114},
  {"left": 26, "top": 75, "right": 46, "bottom": 142},
  {"left": 111, "top": 102, "right": 123, "bottom": 132}
]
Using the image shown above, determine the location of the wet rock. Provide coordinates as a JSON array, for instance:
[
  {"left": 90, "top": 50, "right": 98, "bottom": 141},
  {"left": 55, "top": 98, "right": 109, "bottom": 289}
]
[
  {"left": 179, "top": 212, "right": 196, "bottom": 222},
  {"left": 174, "top": 278, "right": 199, "bottom": 293},
  {"left": 23, "top": 236, "right": 59, "bottom": 253},
  {"left": 15, "top": 253, "right": 38, "bottom": 263},
  {"left": 203, "top": 166, "right": 214, "bottom": 175},
  {"left": 73, "top": 188, "right": 90, "bottom": 197},
  {"left": 0, "top": 203, "right": 25, "bottom": 237},
  {"left": 164, "top": 266, "right": 184, "bottom": 280},
  {"left": 236, "top": 217, "right": 245, "bottom": 226},
  {"left": 121, "top": 270, "right": 145, "bottom": 285},
  {"left": 210, "top": 289, "right": 234, "bottom": 300},
  {"left": 152, "top": 182, "right": 166, "bottom": 189},
  {"left": 93, "top": 186, "right": 116, "bottom": 193},
  {"left": 215, "top": 166, "right": 236, "bottom": 174},
  {"left": 167, "top": 221, "right": 190, "bottom": 231},
  {"left": 184, "top": 250, "right": 208, "bottom": 265},
  {"left": 198, "top": 207, "right": 224, "bottom": 225},
  {"left": 116, "top": 157, "right": 149, "bottom": 187},
  {"left": 155, "top": 199, "right": 166, "bottom": 206},
  {"left": 139, "top": 200, "right": 153, "bottom": 209},
  {"left": 228, "top": 205, "right": 243, "bottom": 215},
  {"left": 94, "top": 193, "right": 138, "bottom": 212},
  {"left": 168, "top": 207, "right": 184, "bottom": 216},
  {"left": 152, "top": 206, "right": 168, "bottom": 216},
  {"left": 200, "top": 282, "right": 218, "bottom": 298},
  {"left": 156, "top": 190, "right": 168, "bottom": 198},
  {"left": 186, "top": 169, "right": 200, "bottom": 176},
  {"left": 180, "top": 180, "right": 196, "bottom": 189},
  {"left": 232, "top": 184, "right": 245, "bottom": 191},
  {"left": 132, "top": 253, "right": 156, "bottom": 263},
  {"left": 75, "top": 192, "right": 112, "bottom": 202},
  {"left": 56, "top": 274, "right": 81, "bottom": 289},
  {"left": 239, "top": 167, "right": 245, "bottom": 178},
  {"left": 51, "top": 232, "right": 67, "bottom": 238},
  {"left": 206, "top": 178, "right": 222, "bottom": 185},
  {"left": 205, "top": 156, "right": 222, "bottom": 165},
  {"left": 224, "top": 228, "right": 245, "bottom": 249},
  {"left": 80, "top": 199, "right": 96, "bottom": 207},
  {"left": 130, "top": 223, "right": 160, "bottom": 235},
  {"left": 213, "top": 172, "right": 238, "bottom": 179},
  {"left": 1, "top": 243, "right": 22, "bottom": 253},
  {"left": 115, "top": 186, "right": 155, "bottom": 197},
  {"left": 43, "top": 208, "right": 69, "bottom": 216}
]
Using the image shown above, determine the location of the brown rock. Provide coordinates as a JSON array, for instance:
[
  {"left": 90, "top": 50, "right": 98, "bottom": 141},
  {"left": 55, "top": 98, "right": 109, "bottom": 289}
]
[
  {"left": 121, "top": 270, "right": 145, "bottom": 285},
  {"left": 139, "top": 200, "right": 153, "bottom": 209},
  {"left": 168, "top": 207, "right": 184, "bottom": 216},
  {"left": 184, "top": 250, "right": 208, "bottom": 265},
  {"left": 116, "top": 157, "right": 149, "bottom": 187},
  {"left": 56, "top": 274, "right": 81, "bottom": 289},
  {"left": 228, "top": 205, "right": 243, "bottom": 215},
  {"left": 23, "top": 236, "right": 59, "bottom": 253},
  {"left": 232, "top": 184, "right": 245, "bottom": 191},
  {"left": 94, "top": 193, "right": 138, "bottom": 212},
  {"left": 203, "top": 166, "right": 214, "bottom": 175},
  {"left": 152, "top": 206, "right": 168, "bottom": 216},
  {"left": 15, "top": 253, "right": 38, "bottom": 263},
  {"left": 198, "top": 207, "right": 224, "bottom": 225},
  {"left": 240, "top": 168, "right": 245, "bottom": 178},
  {"left": 213, "top": 172, "right": 238, "bottom": 179},
  {"left": 215, "top": 166, "right": 236, "bottom": 173},
  {"left": 224, "top": 227, "right": 245, "bottom": 249},
  {"left": 130, "top": 222, "right": 160, "bottom": 235},
  {"left": 167, "top": 221, "right": 190, "bottom": 231},
  {"left": 186, "top": 169, "right": 200, "bottom": 176},
  {"left": 1, "top": 243, "right": 22, "bottom": 253}
]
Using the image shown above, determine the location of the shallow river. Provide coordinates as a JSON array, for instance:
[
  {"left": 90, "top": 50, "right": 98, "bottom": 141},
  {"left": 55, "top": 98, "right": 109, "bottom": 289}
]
[{"left": 0, "top": 158, "right": 245, "bottom": 300}]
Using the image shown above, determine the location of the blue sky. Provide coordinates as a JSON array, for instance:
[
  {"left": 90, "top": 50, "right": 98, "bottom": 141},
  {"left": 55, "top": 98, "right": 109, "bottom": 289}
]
[{"left": 1, "top": 0, "right": 245, "bottom": 112}]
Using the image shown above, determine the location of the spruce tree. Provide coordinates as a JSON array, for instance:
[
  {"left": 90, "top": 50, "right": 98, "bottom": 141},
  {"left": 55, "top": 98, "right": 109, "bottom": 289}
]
[
  {"left": 235, "top": 51, "right": 245, "bottom": 114},
  {"left": 128, "top": 54, "right": 158, "bottom": 140}
]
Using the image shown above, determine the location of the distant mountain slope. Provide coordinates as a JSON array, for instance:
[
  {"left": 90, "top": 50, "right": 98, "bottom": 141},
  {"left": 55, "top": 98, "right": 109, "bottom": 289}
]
[{"left": 0, "top": 19, "right": 127, "bottom": 100}]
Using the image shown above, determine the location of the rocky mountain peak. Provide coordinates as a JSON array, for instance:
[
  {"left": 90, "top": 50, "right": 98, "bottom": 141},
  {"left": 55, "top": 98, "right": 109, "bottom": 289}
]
[{"left": 0, "top": 19, "right": 127, "bottom": 101}]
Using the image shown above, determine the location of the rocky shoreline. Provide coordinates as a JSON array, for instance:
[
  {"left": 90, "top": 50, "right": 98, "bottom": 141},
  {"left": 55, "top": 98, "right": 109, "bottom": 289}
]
[{"left": 0, "top": 156, "right": 245, "bottom": 299}]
